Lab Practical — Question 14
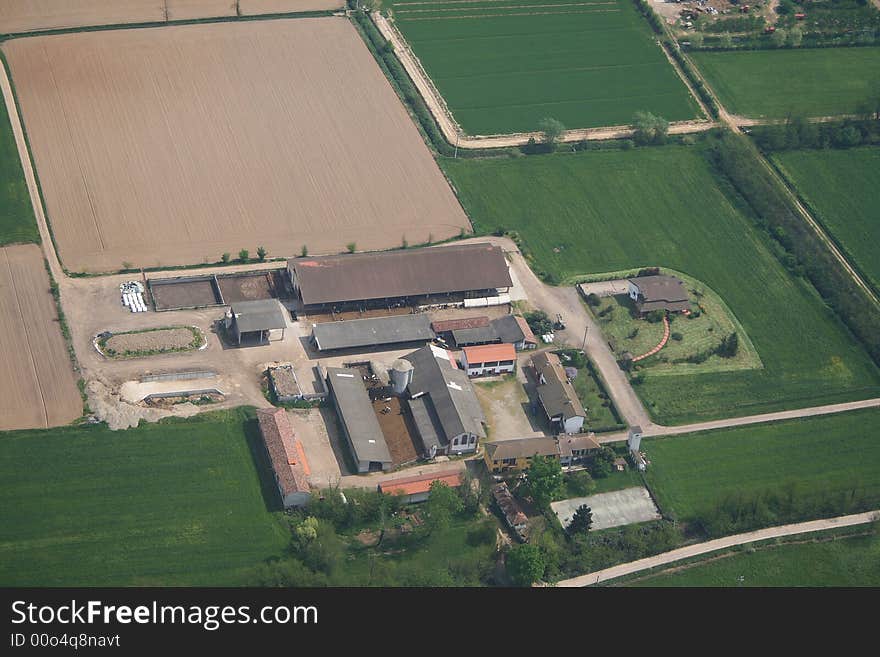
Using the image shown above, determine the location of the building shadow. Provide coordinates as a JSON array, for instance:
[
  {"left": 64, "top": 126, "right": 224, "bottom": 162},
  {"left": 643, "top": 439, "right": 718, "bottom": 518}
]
[
  {"left": 242, "top": 416, "right": 283, "bottom": 513},
  {"left": 318, "top": 404, "right": 355, "bottom": 477}
]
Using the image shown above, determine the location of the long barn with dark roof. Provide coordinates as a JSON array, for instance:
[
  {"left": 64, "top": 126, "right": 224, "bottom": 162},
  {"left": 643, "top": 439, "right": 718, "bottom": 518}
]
[{"left": 287, "top": 243, "right": 512, "bottom": 311}]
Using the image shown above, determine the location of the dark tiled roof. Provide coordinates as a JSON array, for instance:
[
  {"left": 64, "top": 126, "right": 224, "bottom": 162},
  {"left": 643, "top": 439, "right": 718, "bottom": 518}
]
[
  {"left": 532, "top": 351, "right": 586, "bottom": 421},
  {"left": 403, "top": 345, "right": 486, "bottom": 443},
  {"left": 452, "top": 325, "right": 500, "bottom": 346},
  {"left": 484, "top": 436, "right": 558, "bottom": 461},
  {"left": 289, "top": 243, "right": 512, "bottom": 306},
  {"left": 230, "top": 299, "right": 286, "bottom": 333},
  {"left": 628, "top": 275, "right": 689, "bottom": 312}
]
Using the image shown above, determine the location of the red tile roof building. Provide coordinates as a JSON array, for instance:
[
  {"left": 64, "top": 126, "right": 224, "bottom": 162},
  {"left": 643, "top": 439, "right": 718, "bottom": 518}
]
[{"left": 256, "top": 407, "right": 311, "bottom": 508}]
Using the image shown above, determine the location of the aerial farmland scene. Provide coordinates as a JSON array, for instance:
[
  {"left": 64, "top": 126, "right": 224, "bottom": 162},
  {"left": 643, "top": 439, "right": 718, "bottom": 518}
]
[{"left": 0, "top": 0, "right": 878, "bottom": 591}]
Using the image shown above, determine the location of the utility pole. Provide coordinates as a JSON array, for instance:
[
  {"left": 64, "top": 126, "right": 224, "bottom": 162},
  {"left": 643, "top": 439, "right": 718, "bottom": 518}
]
[
  {"left": 581, "top": 324, "right": 588, "bottom": 352},
  {"left": 454, "top": 132, "right": 459, "bottom": 159}
]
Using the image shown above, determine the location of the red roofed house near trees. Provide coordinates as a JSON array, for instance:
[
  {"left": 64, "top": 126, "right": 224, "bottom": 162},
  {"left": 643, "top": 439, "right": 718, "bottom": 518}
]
[
  {"left": 377, "top": 470, "right": 462, "bottom": 504},
  {"left": 256, "top": 407, "right": 311, "bottom": 508}
]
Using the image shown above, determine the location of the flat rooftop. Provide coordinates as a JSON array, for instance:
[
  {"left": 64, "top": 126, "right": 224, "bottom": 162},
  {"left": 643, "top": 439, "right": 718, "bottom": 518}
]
[{"left": 312, "top": 314, "right": 434, "bottom": 351}]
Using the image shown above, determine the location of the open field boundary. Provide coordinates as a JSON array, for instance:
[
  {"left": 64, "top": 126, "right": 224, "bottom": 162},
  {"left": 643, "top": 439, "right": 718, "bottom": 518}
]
[
  {"left": 552, "top": 509, "right": 880, "bottom": 586},
  {"left": 371, "top": 10, "right": 715, "bottom": 150}
]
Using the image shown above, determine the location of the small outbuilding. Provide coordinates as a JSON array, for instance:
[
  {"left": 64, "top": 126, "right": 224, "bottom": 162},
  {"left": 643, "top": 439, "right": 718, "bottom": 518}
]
[
  {"left": 492, "top": 314, "right": 538, "bottom": 351},
  {"left": 267, "top": 364, "right": 302, "bottom": 403},
  {"left": 378, "top": 470, "right": 462, "bottom": 504},
  {"left": 225, "top": 299, "right": 287, "bottom": 346},
  {"left": 531, "top": 351, "right": 586, "bottom": 435},
  {"left": 461, "top": 343, "right": 516, "bottom": 377}
]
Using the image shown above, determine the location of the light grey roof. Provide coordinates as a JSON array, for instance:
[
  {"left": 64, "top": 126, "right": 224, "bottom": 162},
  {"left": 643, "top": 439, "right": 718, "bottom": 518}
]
[
  {"left": 452, "top": 324, "right": 500, "bottom": 346},
  {"left": 289, "top": 243, "right": 512, "bottom": 306},
  {"left": 312, "top": 314, "right": 434, "bottom": 351},
  {"left": 491, "top": 315, "right": 526, "bottom": 344},
  {"left": 326, "top": 367, "right": 391, "bottom": 465},
  {"left": 403, "top": 345, "right": 486, "bottom": 443},
  {"left": 532, "top": 351, "right": 586, "bottom": 421},
  {"left": 230, "top": 299, "right": 286, "bottom": 333},
  {"left": 408, "top": 395, "right": 444, "bottom": 455}
]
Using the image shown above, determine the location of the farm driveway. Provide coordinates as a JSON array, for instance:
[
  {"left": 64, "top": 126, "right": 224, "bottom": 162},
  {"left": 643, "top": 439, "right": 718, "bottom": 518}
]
[
  {"left": 553, "top": 510, "right": 880, "bottom": 587},
  {"left": 578, "top": 280, "right": 629, "bottom": 298},
  {"left": 287, "top": 407, "right": 344, "bottom": 487}
]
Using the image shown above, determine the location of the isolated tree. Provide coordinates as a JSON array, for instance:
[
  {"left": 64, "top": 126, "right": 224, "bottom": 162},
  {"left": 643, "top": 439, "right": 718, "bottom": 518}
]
[
  {"left": 300, "top": 245, "right": 309, "bottom": 257},
  {"left": 295, "top": 516, "right": 319, "bottom": 542},
  {"left": 590, "top": 447, "right": 616, "bottom": 479},
  {"left": 238, "top": 249, "right": 249, "bottom": 263},
  {"left": 717, "top": 332, "right": 739, "bottom": 358},
  {"left": 633, "top": 111, "right": 669, "bottom": 146},
  {"left": 346, "top": 242, "right": 357, "bottom": 253},
  {"left": 256, "top": 246, "right": 267, "bottom": 261},
  {"left": 221, "top": 252, "right": 231, "bottom": 264},
  {"left": 567, "top": 504, "right": 593, "bottom": 534},
  {"left": 771, "top": 28, "right": 788, "bottom": 48},
  {"left": 525, "top": 454, "right": 564, "bottom": 509},
  {"left": 424, "top": 480, "right": 464, "bottom": 533},
  {"left": 506, "top": 543, "right": 545, "bottom": 586},
  {"left": 401, "top": 235, "right": 408, "bottom": 249},
  {"left": 538, "top": 117, "right": 565, "bottom": 146}
]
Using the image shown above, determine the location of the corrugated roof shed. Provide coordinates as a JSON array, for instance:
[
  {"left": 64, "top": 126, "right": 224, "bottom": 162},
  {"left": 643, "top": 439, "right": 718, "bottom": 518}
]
[
  {"left": 256, "top": 408, "right": 310, "bottom": 499},
  {"left": 289, "top": 243, "right": 512, "bottom": 306},
  {"left": 312, "top": 314, "right": 434, "bottom": 351},
  {"left": 231, "top": 299, "right": 286, "bottom": 333},
  {"left": 492, "top": 314, "right": 537, "bottom": 346},
  {"left": 326, "top": 367, "right": 392, "bottom": 465},
  {"left": 452, "top": 324, "right": 500, "bottom": 346},
  {"left": 408, "top": 395, "right": 444, "bottom": 455},
  {"left": 532, "top": 351, "right": 586, "bottom": 421}
]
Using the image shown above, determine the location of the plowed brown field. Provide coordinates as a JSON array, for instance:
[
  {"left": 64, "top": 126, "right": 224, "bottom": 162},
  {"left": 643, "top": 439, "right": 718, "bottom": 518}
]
[
  {"left": 0, "top": 1, "right": 343, "bottom": 34},
  {"left": 4, "top": 18, "right": 468, "bottom": 273},
  {"left": 0, "top": 245, "right": 81, "bottom": 430}
]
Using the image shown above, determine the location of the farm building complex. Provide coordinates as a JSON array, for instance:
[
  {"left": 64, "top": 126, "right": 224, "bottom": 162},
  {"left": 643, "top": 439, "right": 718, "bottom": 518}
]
[
  {"left": 288, "top": 243, "right": 512, "bottom": 311},
  {"left": 256, "top": 407, "right": 311, "bottom": 508}
]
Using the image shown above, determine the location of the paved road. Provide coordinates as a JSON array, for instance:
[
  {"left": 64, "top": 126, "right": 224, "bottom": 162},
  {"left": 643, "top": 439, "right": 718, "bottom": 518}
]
[{"left": 553, "top": 510, "right": 880, "bottom": 587}]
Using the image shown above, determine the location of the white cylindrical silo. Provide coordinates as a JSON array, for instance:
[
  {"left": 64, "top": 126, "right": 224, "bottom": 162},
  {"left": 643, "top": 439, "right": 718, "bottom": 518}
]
[{"left": 390, "top": 359, "right": 414, "bottom": 395}]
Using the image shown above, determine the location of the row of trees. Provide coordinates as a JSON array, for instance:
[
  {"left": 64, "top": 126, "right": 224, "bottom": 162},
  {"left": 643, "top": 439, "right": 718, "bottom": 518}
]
[
  {"left": 751, "top": 114, "right": 880, "bottom": 153},
  {"left": 709, "top": 131, "right": 880, "bottom": 366},
  {"left": 220, "top": 246, "right": 267, "bottom": 264}
]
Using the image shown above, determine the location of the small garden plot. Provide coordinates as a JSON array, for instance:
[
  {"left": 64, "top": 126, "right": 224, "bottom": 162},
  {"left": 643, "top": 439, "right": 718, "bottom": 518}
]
[
  {"left": 588, "top": 272, "right": 761, "bottom": 377},
  {"left": 97, "top": 326, "right": 206, "bottom": 359}
]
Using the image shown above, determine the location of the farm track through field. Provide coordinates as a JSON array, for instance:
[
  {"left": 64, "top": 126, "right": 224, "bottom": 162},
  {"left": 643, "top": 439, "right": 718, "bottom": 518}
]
[{"left": 552, "top": 510, "right": 880, "bottom": 586}]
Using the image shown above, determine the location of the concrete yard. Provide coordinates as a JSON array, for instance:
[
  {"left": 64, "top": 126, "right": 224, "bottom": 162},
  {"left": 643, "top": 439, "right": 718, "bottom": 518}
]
[{"left": 551, "top": 487, "right": 661, "bottom": 532}]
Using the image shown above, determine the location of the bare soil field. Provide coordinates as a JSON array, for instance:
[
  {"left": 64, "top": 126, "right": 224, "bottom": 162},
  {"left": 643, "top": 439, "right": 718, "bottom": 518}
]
[
  {"left": 150, "top": 277, "right": 222, "bottom": 310},
  {"left": 217, "top": 270, "right": 286, "bottom": 303},
  {"left": 373, "top": 396, "right": 421, "bottom": 466},
  {"left": 4, "top": 18, "right": 468, "bottom": 272},
  {"left": 0, "top": 244, "right": 81, "bottom": 430},
  {"left": 0, "top": 1, "right": 343, "bottom": 34}
]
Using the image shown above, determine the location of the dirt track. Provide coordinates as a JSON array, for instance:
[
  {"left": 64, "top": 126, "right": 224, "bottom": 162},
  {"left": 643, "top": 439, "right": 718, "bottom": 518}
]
[
  {"left": 0, "top": 1, "right": 343, "bottom": 34},
  {"left": 4, "top": 17, "right": 467, "bottom": 272},
  {"left": 0, "top": 245, "right": 82, "bottom": 430}
]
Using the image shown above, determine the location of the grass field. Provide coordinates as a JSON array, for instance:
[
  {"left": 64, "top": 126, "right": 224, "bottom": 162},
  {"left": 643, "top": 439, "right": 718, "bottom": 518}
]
[
  {"left": 0, "top": 93, "right": 38, "bottom": 245},
  {"left": 773, "top": 146, "right": 880, "bottom": 293},
  {"left": 690, "top": 47, "right": 880, "bottom": 119},
  {"left": 642, "top": 407, "right": 880, "bottom": 522},
  {"left": 443, "top": 146, "right": 880, "bottom": 424},
  {"left": 0, "top": 408, "right": 289, "bottom": 586},
  {"left": 627, "top": 531, "right": 880, "bottom": 586},
  {"left": 390, "top": 0, "right": 700, "bottom": 134}
]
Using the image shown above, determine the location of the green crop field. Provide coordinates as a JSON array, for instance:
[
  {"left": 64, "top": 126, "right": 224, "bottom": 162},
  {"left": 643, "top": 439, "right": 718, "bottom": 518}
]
[
  {"left": 642, "top": 407, "right": 880, "bottom": 522},
  {"left": 443, "top": 146, "right": 880, "bottom": 424},
  {"left": 773, "top": 146, "right": 880, "bottom": 293},
  {"left": 690, "top": 47, "right": 880, "bottom": 119},
  {"left": 389, "top": 0, "right": 700, "bottom": 134},
  {"left": 0, "top": 409, "right": 289, "bottom": 586},
  {"left": 0, "top": 92, "right": 38, "bottom": 245},
  {"left": 627, "top": 532, "right": 880, "bottom": 587}
]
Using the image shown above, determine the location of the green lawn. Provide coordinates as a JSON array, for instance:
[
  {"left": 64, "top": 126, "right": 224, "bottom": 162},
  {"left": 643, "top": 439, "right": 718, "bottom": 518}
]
[
  {"left": 0, "top": 409, "right": 289, "bottom": 586},
  {"left": 0, "top": 92, "right": 39, "bottom": 244},
  {"left": 391, "top": 0, "right": 700, "bottom": 134},
  {"left": 443, "top": 146, "right": 880, "bottom": 424},
  {"left": 690, "top": 47, "right": 880, "bottom": 119},
  {"left": 627, "top": 532, "right": 880, "bottom": 586},
  {"left": 773, "top": 146, "right": 880, "bottom": 293},
  {"left": 642, "top": 407, "right": 880, "bottom": 522},
  {"left": 589, "top": 271, "right": 762, "bottom": 376}
]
